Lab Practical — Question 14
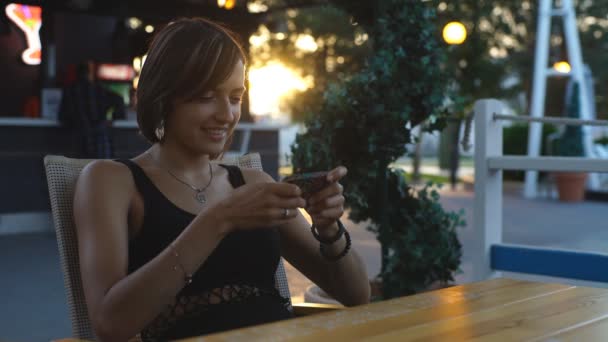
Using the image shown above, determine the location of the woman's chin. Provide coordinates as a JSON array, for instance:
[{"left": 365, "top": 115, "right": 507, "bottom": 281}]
[
  {"left": 197, "top": 143, "right": 226, "bottom": 156},
  {"left": 183, "top": 135, "right": 227, "bottom": 155}
]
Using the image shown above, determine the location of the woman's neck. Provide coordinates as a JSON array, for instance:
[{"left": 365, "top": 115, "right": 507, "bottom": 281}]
[{"left": 147, "top": 143, "right": 212, "bottom": 181}]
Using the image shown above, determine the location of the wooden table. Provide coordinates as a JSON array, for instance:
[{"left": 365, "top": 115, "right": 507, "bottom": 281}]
[{"left": 178, "top": 278, "right": 608, "bottom": 341}]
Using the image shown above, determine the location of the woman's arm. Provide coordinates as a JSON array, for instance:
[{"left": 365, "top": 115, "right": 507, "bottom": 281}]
[
  {"left": 75, "top": 161, "right": 229, "bottom": 341},
  {"left": 281, "top": 214, "right": 371, "bottom": 306},
  {"left": 241, "top": 169, "right": 371, "bottom": 307}
]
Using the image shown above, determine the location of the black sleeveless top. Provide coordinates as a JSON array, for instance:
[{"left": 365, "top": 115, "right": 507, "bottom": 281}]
[{"left": 115, "top": 160, "right": 293, "bottom": 341}]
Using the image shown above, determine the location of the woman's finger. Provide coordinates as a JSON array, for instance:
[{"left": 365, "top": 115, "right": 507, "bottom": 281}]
[
  {"left": 326, "top": 166, "right": 348, "bottom": 183},
  {"left": 272, "top": 207, "right": 299, "bottom": 220},
  {"left": 308, "top": 182, "right": 343, "bottom": 206},
  {"left": 269, "top": 195, "right": 306, "bottom": 209},
  {"left": 308, "top": 195, "right": 344, "bottom": 213},
  {"left": 272, "top": 183, "right": 303, "bottom": 197}
]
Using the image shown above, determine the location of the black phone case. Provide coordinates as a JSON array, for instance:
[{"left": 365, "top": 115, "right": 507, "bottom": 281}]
[{"left": 283, "top": 172, "right": 329, "bottom": 198}]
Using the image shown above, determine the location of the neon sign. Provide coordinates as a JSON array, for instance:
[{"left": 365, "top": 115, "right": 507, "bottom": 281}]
[
  {"left": 5, "top": 3, "right": 42, "bottom": 65},
  {"left": 97, "top": 64, "right": 135, "bottom": 81}
]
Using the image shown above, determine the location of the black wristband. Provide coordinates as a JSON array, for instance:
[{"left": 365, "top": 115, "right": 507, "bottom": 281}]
[
  {"left": 320, "top": 228, "right": 351, "bottom": 262},
  {"left": 311, "top": 220, "right": 345, "bottom": 244}
]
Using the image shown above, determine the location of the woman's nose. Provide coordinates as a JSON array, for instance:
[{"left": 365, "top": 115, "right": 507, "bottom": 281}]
[{"left": 215, "top": 97, "right": 235, "bottom": 122}]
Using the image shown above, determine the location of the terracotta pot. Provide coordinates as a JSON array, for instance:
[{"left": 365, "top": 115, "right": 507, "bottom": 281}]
[{"left": 555, "top": 172, "right": 587, "bottom": 202}]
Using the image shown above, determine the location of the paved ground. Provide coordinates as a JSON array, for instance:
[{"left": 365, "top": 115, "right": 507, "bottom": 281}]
[
  {"left": 1, "top": 181, "right": 607, "bottom": 341},
  {"left": 0, "top": 233, "right": 71, "bottom": 342}
]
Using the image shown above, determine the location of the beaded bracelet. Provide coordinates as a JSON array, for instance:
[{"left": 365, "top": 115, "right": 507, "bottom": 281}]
[
  {"left": 319, "top": 228, "right": 351, "bottom": 262},
  {"left": 168, "top": 243, "right": 193, "bottom": 286},
  {"left": 311, "top": 220, "right": 345, "bottom": 244}
]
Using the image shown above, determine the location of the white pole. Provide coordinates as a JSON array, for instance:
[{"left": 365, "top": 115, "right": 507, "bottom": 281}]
[
  {"left": 562, "top": 0, "right": 600, "bottom": 189},
  {"left": 525, "top": 0, "right": 552, "bottom": 198},
  {"left": 473, "top": 99, "right": 503, "bottom": 282}
]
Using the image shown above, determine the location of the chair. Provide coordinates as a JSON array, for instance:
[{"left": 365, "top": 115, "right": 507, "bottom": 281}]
[{"left": 44, "top": 153, "right": 324, "bottom": 340}]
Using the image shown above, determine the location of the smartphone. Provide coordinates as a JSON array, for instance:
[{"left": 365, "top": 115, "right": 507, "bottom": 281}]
[{"left": 283, "top": 171, "right": 329, "bottom": 199}]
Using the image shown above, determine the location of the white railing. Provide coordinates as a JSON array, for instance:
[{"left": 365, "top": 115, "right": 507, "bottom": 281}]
[{"left": 472, "top": 99, "right": 608, "bottom": 282}]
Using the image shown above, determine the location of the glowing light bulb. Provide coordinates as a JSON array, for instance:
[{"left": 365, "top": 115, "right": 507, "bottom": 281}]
[
  {"left": 553, "top": 61, "right": 571, "bottom": 73},
  {"left": 225, "top": 0, "right": 236, "bottom": 10},
  {"left": 443, "top": 21, "right": 467, "bottom": 45}
]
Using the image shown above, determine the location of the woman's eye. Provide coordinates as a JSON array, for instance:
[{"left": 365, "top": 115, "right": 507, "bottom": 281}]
[
  {"left": 230, "top": 97, "right": 243, "bottom": 104},
  {"left": 198, "top": 96, "right": 215, "bottom": 103}
]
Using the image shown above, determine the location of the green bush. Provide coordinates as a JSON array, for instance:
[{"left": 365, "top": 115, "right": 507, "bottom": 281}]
[
  {"left": 375, "top": 171, "right": 463, "bottom": 297},
  {"left": 291, "top": 0, "right": 464, "bottom": 299},
  {"left": 554, "top": 83, "right": 584, "bottom": 157},
  {"left": 595, "top": 136, "right": 608, "bottom": 145}
]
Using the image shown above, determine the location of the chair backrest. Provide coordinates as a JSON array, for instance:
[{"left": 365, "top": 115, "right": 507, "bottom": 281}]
[{"left": 44, "top": 153, "right": 292, "bottom": 339}]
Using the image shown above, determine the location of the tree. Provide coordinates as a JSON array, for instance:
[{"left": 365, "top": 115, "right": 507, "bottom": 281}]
[
  {"left": 290, "top": 0, "right": 464, "bottom": 298},
  {"left": 253, "top": 0, "right": 608, "bottom": 120},
  {"left": 248, "top": 1, "right": 371, "bottom": 121},
  {"left": 431, "top": 0, "right": 608, "bottom": 118}
]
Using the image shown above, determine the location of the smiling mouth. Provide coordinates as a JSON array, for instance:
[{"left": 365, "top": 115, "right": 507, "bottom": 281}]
[{"left": 203, "top": 128, "right": 228, "bottom": 138}]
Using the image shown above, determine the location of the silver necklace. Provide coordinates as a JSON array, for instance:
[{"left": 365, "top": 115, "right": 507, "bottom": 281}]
[{"left": 166, "top": 163, "right": 214, "bottom": 204}]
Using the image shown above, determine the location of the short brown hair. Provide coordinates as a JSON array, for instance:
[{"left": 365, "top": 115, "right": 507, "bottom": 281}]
[{"left": 136, "top": 17, "right": 247, "bottom": 144}]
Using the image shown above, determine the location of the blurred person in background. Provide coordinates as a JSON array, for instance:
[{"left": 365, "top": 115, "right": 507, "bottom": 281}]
[{"left": 59, "top": 60, "right": 125, "bottom": 158}]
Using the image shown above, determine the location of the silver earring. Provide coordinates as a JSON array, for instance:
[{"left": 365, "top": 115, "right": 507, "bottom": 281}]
[{"left": 155, "top": 120, "right": 165, "bottom": 141}]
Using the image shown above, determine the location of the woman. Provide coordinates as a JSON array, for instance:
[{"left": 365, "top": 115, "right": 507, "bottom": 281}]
[{"left": 74, "top": 17, "right": 370, "bottom": 341}]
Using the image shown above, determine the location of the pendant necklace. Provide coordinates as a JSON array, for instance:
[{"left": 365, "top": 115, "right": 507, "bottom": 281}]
[{"left": 165, "top": 163, "right": 214, "bottom": 204}]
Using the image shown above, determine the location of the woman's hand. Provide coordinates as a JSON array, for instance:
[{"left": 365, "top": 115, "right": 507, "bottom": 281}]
[
  {"left": 210, "top": 181, "right": 306, "bottom": 233},
  {"left": 305, "top": 166, "right": 348, "bottom": 232}
]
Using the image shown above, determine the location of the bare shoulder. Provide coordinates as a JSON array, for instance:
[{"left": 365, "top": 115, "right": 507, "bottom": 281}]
[
  {"left": 75, "top": 159, "right": 135, "bottom": 208},
  {"left": 78, "top": 159, "right": 134, "bottom": 190},
  {"left": 239, "top": 167, "right": 275, "bottom": 184}
]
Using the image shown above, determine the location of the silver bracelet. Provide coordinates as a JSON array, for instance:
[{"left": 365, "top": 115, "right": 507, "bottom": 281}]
[{"left": 168, "top": 243, "right": 193, "bottom": 285}]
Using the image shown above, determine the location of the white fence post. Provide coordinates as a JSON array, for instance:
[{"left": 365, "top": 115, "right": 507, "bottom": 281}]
[
  {"left": 524, "top": 0, "right": 551, "bottom": 199},
  {"left": 472, "top": 99, "right": 504, "bottom": 282},
  {"left": 562, "top": 0, "right": 600, "bottom": 190}
]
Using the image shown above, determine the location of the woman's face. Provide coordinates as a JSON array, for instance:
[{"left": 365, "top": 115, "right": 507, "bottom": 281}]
[{"left": 166, "top": 60, "right": 246, "bottom": 156}]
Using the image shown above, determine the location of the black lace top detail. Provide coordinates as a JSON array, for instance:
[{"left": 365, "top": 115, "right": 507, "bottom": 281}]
[{"left": 115, "top": 160, "right": 293, "bottom": 341}]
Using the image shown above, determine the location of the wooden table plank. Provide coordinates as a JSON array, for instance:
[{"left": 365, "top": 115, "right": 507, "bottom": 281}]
[
  {"left": 181, "top": 279, "right": 571, "bottom": 342},
  {"left": 538, "top": 315, "right": 608, "bottom": 341},
  {"left": 475, "top": 287, "right": 608, "bottom": 341},
  {"left": 362, "top": 286, "right": 608, "bottom": 341},
  {"left": 306, "top": 281, "right": 572, "bottom": 342}
]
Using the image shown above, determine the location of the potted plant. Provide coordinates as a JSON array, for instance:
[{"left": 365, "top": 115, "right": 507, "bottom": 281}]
[
  {"left": 553, "top": 83, "right": 587, "bottom": 202},
  {"left": 291, "top": 0, "right": 465, "bottom": 300}
]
